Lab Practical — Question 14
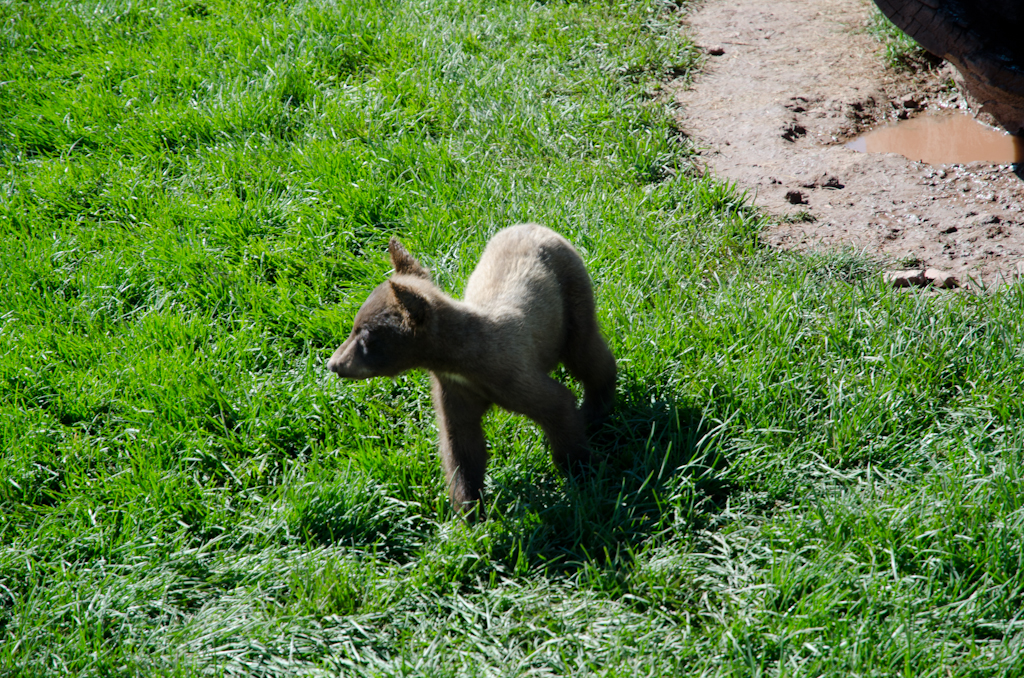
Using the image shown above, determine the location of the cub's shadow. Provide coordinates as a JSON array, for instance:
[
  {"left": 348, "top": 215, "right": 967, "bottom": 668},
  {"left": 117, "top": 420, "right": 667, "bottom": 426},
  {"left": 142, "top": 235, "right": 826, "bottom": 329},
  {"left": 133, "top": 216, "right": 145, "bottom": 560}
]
[{"left": 486, "top": 391, "right": 735, "bottom": 575}]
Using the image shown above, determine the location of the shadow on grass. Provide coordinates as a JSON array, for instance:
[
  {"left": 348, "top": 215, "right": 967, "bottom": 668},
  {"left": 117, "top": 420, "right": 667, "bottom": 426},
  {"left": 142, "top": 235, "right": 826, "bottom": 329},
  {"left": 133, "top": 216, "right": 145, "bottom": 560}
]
[{"left": 487, "top": 390, "right": 735, "bottom": 575}]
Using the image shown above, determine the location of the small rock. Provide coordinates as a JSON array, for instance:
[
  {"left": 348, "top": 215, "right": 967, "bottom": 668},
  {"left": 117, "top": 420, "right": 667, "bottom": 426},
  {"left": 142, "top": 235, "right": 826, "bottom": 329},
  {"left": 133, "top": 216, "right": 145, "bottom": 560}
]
[
  {"left": 781, "top": 123, "right": 807, "bottom": 142},
  {"left": 800, "top": 173, "right": 845, "bottom": 189},
  {"left": 883, "top": 268, "right": 959, "bottom": 289},
  {"left": 884, "top": 269, "right": 928, "bottom": 288},
  {"left": 819, "top": 174, "right": 844, "bottom": 189},
  {"left": 969, "top": 213, "right": 1000, "bottom": 226},
  {"left": 940, "top": 226, "right": 958, "bottom": 235},
  {"left": 924, "top": 268, "right": 959, "bottom": 288},
  {"left": 785, "top": 190, "right": 807, "bottom": 205},
  {"left": 901, "top": 94, "right": 920, "bottom": 109},
  {"left": 707, "top": 45, "right": 725, "bottom": 56}
]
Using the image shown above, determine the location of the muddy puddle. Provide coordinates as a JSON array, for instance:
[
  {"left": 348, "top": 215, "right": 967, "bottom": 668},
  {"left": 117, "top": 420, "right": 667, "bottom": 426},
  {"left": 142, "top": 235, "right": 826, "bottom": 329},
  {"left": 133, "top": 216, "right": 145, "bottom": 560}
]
[
  {"left": 846, "top": 112, "right": 1024, "bottom": 164},
  {"left": 677, "top": 0, "right": 1024, "bottom": 283}
]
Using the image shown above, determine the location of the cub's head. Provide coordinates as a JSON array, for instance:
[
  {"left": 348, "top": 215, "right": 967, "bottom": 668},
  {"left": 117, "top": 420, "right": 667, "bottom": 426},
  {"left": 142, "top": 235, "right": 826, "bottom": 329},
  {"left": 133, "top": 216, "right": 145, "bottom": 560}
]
[{"left": 327, "top": 238, "right": 434, "bottom": 380}]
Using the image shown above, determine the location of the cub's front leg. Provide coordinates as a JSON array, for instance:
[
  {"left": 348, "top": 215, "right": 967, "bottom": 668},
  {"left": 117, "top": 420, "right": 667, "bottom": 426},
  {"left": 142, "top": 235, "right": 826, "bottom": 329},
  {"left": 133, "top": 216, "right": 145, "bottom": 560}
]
[{"left": 430, "top": 375, "right": 492, "bottom": 517}]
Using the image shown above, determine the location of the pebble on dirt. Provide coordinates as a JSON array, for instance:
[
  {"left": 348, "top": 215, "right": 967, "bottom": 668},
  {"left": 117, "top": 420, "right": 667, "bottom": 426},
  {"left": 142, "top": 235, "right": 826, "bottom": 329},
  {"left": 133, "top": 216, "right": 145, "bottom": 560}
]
[
  {"left": 785, "top": 190, "right": 807, "bottom": 204},
  {"left": 884, "top": 268, "right": 959, "bottom": 289},
  {"left": 800, "top": 173, "right": 845, "bottom": 189}
]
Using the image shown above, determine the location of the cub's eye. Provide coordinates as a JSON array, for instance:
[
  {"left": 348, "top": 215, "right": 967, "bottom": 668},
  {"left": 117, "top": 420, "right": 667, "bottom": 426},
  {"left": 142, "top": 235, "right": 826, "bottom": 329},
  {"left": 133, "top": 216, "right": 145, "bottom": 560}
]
[{"left": 359, "top": 330, "right": 378, "bottom": 352}]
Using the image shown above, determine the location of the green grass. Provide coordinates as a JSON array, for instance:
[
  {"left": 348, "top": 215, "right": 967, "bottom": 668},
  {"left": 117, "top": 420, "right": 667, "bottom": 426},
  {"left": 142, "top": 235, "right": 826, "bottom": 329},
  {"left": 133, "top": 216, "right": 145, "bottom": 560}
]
[
  {"left": 867, "top": 7, "right": 934, "bottom": 72},
  {"left": 3, "top": 0, "right": 1024, "bottom": 675}
]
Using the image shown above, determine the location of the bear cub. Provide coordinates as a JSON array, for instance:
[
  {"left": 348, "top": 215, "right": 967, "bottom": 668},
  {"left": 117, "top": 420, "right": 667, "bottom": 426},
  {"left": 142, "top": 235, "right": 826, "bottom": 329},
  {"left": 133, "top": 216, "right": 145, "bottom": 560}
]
[{"left": 327, "top": 223, "right": 616, "bottom": 515}]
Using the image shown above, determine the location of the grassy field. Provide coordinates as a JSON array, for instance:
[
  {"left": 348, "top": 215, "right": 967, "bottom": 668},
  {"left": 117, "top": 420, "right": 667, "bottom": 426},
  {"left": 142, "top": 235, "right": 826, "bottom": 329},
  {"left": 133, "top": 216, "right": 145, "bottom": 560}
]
[{"left": 3, "top": 0, "right": 1024, "bottom": 675}]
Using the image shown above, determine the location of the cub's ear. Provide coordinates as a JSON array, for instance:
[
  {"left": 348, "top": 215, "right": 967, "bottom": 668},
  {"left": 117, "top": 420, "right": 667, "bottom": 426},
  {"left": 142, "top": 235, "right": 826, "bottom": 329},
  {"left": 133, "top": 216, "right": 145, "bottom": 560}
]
[
  {"left": 389, "top": 280, "right": 430, "bottom": 326},
  {"left": 388, "top": 238, "right": 430, "bottom": 279}
]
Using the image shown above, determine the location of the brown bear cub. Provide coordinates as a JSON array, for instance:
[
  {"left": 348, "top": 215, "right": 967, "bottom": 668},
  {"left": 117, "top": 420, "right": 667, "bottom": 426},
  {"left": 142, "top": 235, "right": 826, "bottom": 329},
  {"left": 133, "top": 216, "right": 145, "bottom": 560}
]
[{"left": 327, "top": 223, "right": 617, "bottom": 516}]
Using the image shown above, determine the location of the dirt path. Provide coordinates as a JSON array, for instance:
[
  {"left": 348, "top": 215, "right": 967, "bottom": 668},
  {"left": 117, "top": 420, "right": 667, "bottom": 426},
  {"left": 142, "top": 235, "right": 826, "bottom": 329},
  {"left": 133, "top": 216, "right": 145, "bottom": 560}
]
[{"left": 671, "top": 0, "right": 1024, "bottom": 285}]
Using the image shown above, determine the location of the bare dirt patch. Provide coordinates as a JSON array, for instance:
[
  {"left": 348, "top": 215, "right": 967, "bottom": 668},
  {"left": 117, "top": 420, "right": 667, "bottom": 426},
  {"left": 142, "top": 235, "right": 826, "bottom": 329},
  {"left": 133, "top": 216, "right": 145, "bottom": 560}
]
[{"left": 670, "top": 0, "right": 1024, "bottom": 285}]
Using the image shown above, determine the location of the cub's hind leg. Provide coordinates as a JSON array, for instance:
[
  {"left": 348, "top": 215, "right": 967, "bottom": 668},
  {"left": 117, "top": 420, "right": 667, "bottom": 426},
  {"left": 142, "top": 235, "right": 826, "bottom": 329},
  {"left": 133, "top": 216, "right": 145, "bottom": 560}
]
[
  {"left": 501, "top": 375, "right": 592, "bottom": 474},
  {"left": 563, "top": 324, "right": 617, "bottom": 431},
  {"left": 431, "top": 375, "right": 491, "bottom": 517}
]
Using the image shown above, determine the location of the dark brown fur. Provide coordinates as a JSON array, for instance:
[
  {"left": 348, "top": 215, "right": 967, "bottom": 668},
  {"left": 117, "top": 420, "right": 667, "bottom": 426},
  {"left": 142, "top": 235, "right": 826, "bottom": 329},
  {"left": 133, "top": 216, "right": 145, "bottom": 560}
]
[{"left": 327, "top": 223, "right": 616, "bottom": 515}]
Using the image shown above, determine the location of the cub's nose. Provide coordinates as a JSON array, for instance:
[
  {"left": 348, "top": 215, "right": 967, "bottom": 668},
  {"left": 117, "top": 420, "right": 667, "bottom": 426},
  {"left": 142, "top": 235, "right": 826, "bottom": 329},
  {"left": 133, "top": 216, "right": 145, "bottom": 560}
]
[{"left": 326, "top": 340, "right": 372, "bottom": 379}]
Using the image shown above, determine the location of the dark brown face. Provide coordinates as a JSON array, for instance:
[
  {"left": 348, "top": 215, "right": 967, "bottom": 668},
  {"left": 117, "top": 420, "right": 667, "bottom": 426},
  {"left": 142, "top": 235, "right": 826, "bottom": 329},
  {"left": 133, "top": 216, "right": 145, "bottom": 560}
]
[{"left": 327, "top": 283, "right": 416, "bottom": 379}]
